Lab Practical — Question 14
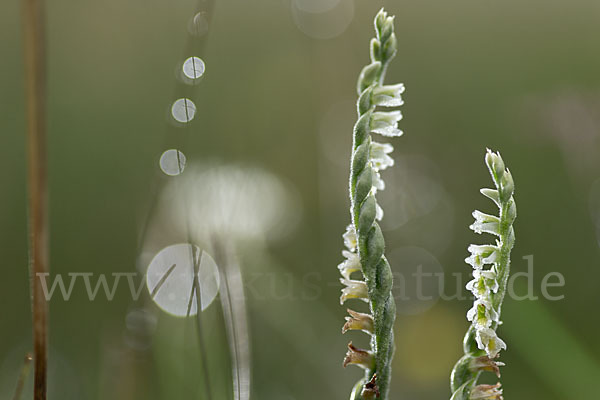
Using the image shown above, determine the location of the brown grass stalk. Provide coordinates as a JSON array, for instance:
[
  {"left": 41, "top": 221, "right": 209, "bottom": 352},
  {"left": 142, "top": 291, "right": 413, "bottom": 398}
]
[{"left": 21, "top": 0, "right": 48, "bottom": 398}]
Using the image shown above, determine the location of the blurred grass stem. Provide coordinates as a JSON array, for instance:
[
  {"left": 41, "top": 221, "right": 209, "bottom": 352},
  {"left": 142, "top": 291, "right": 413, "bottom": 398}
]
[{"left": 12, "top": 353, "right": 33, "bottom": 400}]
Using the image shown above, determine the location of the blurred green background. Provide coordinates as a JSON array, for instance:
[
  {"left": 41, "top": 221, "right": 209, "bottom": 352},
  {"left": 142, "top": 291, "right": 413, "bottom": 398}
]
[{"left": 2, "top": 0, "right": 600, "bottom": 399}]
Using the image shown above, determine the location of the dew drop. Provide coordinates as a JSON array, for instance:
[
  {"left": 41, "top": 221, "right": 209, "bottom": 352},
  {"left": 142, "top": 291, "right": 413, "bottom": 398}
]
[
  {"left": 159, "top": 149, "right": 186, "bottom": 176},
  {"left": 171, "top": 98, "right": 196, "bottom": 123},
  {"left": 146, "top": 244, "right": 220, "bottom": 317},
  {"left": 182, "top": 57, "right": 205, "bottom": 80}
]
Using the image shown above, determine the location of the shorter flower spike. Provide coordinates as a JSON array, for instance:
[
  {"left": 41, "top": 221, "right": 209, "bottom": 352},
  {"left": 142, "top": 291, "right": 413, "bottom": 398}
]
[
  {"left": 343, "top": 342, "right": 374, "bottom": 370},
  {"left": 343, "top": 309, "right": 374, "bottom": 334},
  {"left": 450, "top": 150, "right": 516, "bottom": 400}
]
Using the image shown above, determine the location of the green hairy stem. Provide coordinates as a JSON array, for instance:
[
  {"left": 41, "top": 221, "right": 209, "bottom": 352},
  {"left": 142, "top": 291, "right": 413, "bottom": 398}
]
[
  {"left": 449, "top": 150, "right": 517, "bottom": 400},
  {"left": 338, "top": 9, "right": 404, "bottom": 400}
]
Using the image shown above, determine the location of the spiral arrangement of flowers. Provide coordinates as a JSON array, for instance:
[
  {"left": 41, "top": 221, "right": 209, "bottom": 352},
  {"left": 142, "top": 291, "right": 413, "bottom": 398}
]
[
  {"left": 337, "top": 9, "right": 405, "bottom": 400},
  {"left": 450, "top": 150, "right": 517, "bottom": 400}
]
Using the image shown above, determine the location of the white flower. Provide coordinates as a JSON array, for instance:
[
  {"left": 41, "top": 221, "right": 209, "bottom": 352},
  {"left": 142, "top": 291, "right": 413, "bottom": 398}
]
[
  {"left": 467, "top": 244, "right": 499, "bottom": 264},
  {"left": 372, "top": 83, "right": 405, "bottom": 107},
  {"left": 467, "top": 300, "right": 498, "bottom": 329},
  {"left": 475, "top": 328, "right": 507, "bottom": 358},
  {"left": 372, "top": 170, "right": 385, "bottom": 192},
  {"left": 465, "top": 252, "right": 498, "bottom": 270},
  {"left": 465, "top": 253, "right": 484, "bottom": 269},
  {"left": 470, "top": 211, "right": 500, "bottom": 236},
  {"left": 375, "top": 202, "right": 384, "bottom": 221},
  {"left": 371, "top": 111, "right": 403, "bottom": 137},
  {"left": 343, "top": 224, "right": 357, "bottom": 251},
  {"left": 370, "top": 141, "right": 394, "bottom": 170},
  {"left": 466, "top": 268, "right": 498, "bottom": 297},
  {"left": 338, "top": 250, "right": 361, "bottom": 280},
  {"left": 340, "top": 278, "right": 369, "bottom": 304},
  {"left": 466, "top": 274, "right": 488, "bottom": 298}
]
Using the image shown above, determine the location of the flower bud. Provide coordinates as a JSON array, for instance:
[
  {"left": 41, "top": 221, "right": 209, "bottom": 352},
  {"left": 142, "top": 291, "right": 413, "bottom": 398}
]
[
  {"left": 374, "top": 8, "right": 388, "bottom": 34},
  {"left": 357, "top": 62, "right": 382, "bottom": 94},
  {"left": 379, "top": 16, "right": 395, "bottom": 43},
  {"left": 505, "top": 198, "right": 517, "bottom": 225},
  {"left": 499, "top": 169, "right": 514, "bottom": 202},
  {"left": 382, "top": 32, "right": 397, "bottom": 60},
  {"left": 485, "top": 149, "right": 505, "bottom": 182}
]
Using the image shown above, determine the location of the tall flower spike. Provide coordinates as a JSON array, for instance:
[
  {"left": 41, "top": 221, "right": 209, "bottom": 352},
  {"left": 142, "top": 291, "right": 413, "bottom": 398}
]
[
  {"left": 337, "top": 8, "right": 404, "bottom": 400},
  {"left": 450, "top": 150, "right": 516, "bottom": 400}
]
